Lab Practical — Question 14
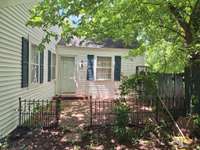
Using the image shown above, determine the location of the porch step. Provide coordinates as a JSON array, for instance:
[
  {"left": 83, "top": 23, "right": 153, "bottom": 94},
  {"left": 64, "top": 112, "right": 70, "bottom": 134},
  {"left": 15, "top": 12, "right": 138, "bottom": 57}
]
[{"left": 53, "top": 95, "right": 89, "bottom": 100}]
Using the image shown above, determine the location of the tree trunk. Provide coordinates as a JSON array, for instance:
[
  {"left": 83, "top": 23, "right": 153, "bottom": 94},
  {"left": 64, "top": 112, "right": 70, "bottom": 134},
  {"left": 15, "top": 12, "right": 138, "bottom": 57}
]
[{"left": 168, "top": 0, "right": 200, "bottom": 114}]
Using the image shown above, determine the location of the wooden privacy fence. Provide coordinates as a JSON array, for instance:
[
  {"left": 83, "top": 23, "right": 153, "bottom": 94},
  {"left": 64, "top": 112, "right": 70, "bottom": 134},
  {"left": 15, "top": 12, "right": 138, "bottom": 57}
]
[
  {"left": 18, "top": 98, "right": 61, "bottom": 129},
  {"left": 185, "top": 63, "right": 200, "bottom": 114},
  {"left": 136, "top": 66, "right": 186, "bottom": 117},
  {"left": 157, "top": 73, "right": 186, "bottom": 117}
]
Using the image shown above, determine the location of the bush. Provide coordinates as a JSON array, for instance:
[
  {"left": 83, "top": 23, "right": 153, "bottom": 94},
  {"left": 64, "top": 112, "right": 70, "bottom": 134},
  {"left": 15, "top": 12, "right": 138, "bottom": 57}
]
[
  {"left": 119, "top": 73, "right": 157, "bottom": 97},
  {"left": 141, "top": 119, "right": 172, "bottom": 144},
  {"left": 191, "top": 95, "right": 200, "bottom": 114},
  {"left": 113, "top": 100, "right": 134, "bottom": 143},
  {"left": 114, "top": 101, "right": 129, "bottom": 126},
  {"left": 193, "top": 115, "right": 200, "bottom": 128},
  {"left": 0, "top": 138, "right": 9, "bottom": 150}
]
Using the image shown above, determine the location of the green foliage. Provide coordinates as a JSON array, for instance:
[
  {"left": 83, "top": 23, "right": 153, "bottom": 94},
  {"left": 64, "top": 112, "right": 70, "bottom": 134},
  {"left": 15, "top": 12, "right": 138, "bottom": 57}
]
[
  {"left": 27, "top": 0, "right": 200, "bottom": 72},
  {"left": 33, "top": 103, "right": 41, "bottom": 113},
  {"left": 192, "top": 114, "right": 200, "bottom": 138},
  {"left": 191, "top": 95, "right": 200, "bottom": 114},
  {"left": 113, "top": 100, "right": 132, "bottom": 143},
  {"left": 56, "top": 99, "right": 61, "bottom": 113},
  {"left": 142, "top": 120, "right": 172, "bottom": 144},
  {"left": 136, "top": 41, "right": 188, "bottom": 73},
  {"left": 119, "top": 73, "right": 157, "bottom": 96},
  {"left": 114, "top": 101, "right": 130, "bottom": 126},
  {"left": 193, "top": 115, "right": 200, "bottom": 128},
  {"left": 0, "top": 138, "right": 9, "bottom": 150},
  {"left": 119, "top": 75, "right": 137, "bottom": 96}
]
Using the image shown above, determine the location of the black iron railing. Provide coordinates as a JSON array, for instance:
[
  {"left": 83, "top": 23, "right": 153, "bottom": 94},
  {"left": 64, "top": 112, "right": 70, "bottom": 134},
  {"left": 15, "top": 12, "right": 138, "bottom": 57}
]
[
  {"left": 90, "top": 94, "right": 156, "bottom": 127},
  {"left": 18, "top": 98, "right": 61, "bottom": 129}
]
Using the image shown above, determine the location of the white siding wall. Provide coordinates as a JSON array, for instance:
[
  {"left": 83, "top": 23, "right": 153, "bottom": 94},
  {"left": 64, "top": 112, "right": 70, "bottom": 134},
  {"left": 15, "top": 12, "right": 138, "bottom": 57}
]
[
  {"left": 0, "top": 2, "right": 57, "bottom": 137},
  {"left": 57, "top": 46, "right": 145, "bottom": 99},
  {"left": 121, "top": 56, "right": 145, "bottom": 76}
]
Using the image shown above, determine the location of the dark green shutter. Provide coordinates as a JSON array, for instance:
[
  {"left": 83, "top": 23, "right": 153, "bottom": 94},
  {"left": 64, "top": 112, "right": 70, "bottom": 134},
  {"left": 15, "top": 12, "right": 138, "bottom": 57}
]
[
  {"left": 21, "top": 37, "right": 29, "bottom": 88},
  {"left": 48, "top": 50, "right": 51, "bottom": 81},
  {"left": 114, "top": 56, "right": 121, "bottom": 81},
  {"left": 52, "top": 53, "right": 56, "bottom": 79},
  {"left": 87, "top": 55, "right": 94, "bottom": 80},
  {"left": 40, "top": 51, "right": 44, "bottom": 83}
]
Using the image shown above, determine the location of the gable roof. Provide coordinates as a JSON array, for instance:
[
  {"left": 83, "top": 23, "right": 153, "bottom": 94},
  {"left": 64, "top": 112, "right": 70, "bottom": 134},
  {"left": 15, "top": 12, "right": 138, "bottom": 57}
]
[{"left": 58, "top": 37, "right": 138, "bottom": 49}]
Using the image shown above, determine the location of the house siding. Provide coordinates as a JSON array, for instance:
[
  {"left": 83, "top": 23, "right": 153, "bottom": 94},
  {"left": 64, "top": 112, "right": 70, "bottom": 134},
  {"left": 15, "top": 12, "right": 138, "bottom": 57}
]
[
  {"left": 56, "top": 46, "right": 145, "bottom": 99},
  {"left": 0, "top": 2, "right": 57, "bottom": 138}
]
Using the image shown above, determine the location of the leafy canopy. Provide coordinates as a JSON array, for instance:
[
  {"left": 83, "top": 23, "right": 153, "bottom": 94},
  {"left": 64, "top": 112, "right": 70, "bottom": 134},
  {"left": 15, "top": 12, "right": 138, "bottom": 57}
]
[{"left": 28, "top": 0, "right": 200, "bottom": 72}]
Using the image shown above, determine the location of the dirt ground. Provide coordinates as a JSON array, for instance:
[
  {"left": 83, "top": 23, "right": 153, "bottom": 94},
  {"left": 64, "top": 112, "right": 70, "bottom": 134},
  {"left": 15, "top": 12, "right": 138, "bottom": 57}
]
[
  {"left": 4, "top": 100, "right": 200, "bottom": 150},
  {"left": 59, "top": 100, "right": 90, "bottom": 130}
]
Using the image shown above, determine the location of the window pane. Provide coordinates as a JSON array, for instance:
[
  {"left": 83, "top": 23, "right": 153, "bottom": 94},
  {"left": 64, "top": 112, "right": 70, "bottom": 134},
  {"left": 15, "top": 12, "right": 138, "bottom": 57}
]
[
  {"left": 96, "top": 68, "right": 112, "bottom": 80},
  {"left": 97, "top": 56, "right": 112, "bottom": 68},
  {"left": 31, "top": 45, "right": 39, "bottom": 64},
  {"left": 31, "top": 44, "right": 40, "bottom": 83},
  {"left": 31, "top": 64, "right": 39, "bottom": 83},
  {"left": 53, "top": 54, "right": 56, "bottom": 65},
  {"left": 96, "top": 56, "right": 112, "bottom": 80},
  {"left": 51, "top": 54, "right": 56, "bottom": 79}
]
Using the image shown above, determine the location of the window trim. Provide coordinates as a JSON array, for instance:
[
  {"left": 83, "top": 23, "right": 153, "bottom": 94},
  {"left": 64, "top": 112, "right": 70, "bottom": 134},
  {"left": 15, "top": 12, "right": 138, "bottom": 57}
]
[
  {"left": 47, "top": 51, "right": 56, "bottom": 81},
  {"left": 94, "top": 55, "right": 114, "bottom": 81}
]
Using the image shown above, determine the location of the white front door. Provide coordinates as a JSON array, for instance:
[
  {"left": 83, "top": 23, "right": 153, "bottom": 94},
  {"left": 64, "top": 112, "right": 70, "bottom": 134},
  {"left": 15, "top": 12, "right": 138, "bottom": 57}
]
[{"left": 60, "top": 57, "right": 76, "bottom": 93}]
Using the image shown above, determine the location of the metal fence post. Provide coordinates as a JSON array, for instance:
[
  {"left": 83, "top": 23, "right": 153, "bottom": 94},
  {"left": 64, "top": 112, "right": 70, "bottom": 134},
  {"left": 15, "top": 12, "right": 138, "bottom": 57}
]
[
  {"left": 19, "top": 97, "right": 22, "bottom": 126},
  {"left": 55, "top": 98, "right": 61, "bottom": 127},
  {"left": 156, "top": 96, "right": 159, "bottom": 122},
  {"left": 90, "top": 96, "right": 93, "bottom": 126}
]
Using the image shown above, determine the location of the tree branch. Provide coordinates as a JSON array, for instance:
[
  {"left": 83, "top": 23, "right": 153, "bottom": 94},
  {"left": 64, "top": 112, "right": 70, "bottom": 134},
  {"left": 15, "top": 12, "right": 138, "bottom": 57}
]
[
  {"left": 159, "top": 24, "right": 185, "bottom": 38},
  {"left": 140, "top": 2, "right": 162, "bottom": 6},
  {"left": 168, "top": 3, "right": 193, "bottom": 45}
]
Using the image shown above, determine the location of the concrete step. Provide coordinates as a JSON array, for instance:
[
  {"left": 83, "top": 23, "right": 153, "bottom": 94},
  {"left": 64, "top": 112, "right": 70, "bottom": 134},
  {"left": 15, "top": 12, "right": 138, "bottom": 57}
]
[{"left": 53, "top": 95, "right": 89, "bottom": 100}]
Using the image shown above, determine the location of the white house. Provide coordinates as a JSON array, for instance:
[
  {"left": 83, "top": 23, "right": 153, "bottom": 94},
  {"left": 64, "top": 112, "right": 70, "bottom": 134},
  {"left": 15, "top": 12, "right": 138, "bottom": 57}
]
[
  {"left": 56, "top": 38, "right": 145, "bottom": 99},
  {"left": 0, "top": 1, "right": 59, "bottom": 138},
  {"left": 0, "top": 1, "right": 145, "bottom": 138}
]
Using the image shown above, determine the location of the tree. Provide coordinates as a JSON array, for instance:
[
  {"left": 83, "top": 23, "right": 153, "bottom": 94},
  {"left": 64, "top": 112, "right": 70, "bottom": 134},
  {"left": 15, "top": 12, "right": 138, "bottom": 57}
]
[{"left": 27, "top": 0, "right": 200, "bottom": 72}]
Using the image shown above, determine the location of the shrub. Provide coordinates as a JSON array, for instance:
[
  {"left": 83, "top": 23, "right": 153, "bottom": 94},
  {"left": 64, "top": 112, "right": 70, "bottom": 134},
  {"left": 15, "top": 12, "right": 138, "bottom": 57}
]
[
  {"left": 191, "top": 95, "right": 200, "bottom": 114},
  {"left": 193, "top": 115, "right": 200, "bottom": 128},
  {"left": 0, "top": 138, "right": 9, "bottom": 150},
  {"left": 113, "top": 100, "right": 133, "bottom": 143},
  {"left": 142, "top": 119, "right": 172, "bottom": 144},
  {"left": 114, "top": 101, "right": 130, "bottom": 126},
  {"left": 119, "top": 73, "right": 157, "bottom": 97}
]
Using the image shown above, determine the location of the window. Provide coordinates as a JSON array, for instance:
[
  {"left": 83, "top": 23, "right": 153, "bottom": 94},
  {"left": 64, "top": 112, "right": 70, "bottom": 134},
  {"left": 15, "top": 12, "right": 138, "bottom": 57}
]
[
  {"left": 96, "top": 56, "right": 112, "bottom": 80},
  {"left": 31, "top": 44, "right": 40, "bottom": 83},
  {"left": 52, "top": 53, "right": 56, "bottom": 79}
]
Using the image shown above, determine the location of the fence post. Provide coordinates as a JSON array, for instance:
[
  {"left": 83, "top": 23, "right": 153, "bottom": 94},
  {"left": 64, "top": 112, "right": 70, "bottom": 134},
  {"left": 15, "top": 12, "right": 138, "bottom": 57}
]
[
  {"left": 55, "top": 98, "right": 61, "bottom": 127},
  {"left": 156, "top": 96, "right": 159, "bottom": 122},
  {"left": 184, "top": 66, "right": 191, "bottom": 115},
  {"left": 90, "top": 96, "right": 93, "bottom": 126},
  {"left": 19, "top": 97, "right": 22, "bottom": 126}
]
